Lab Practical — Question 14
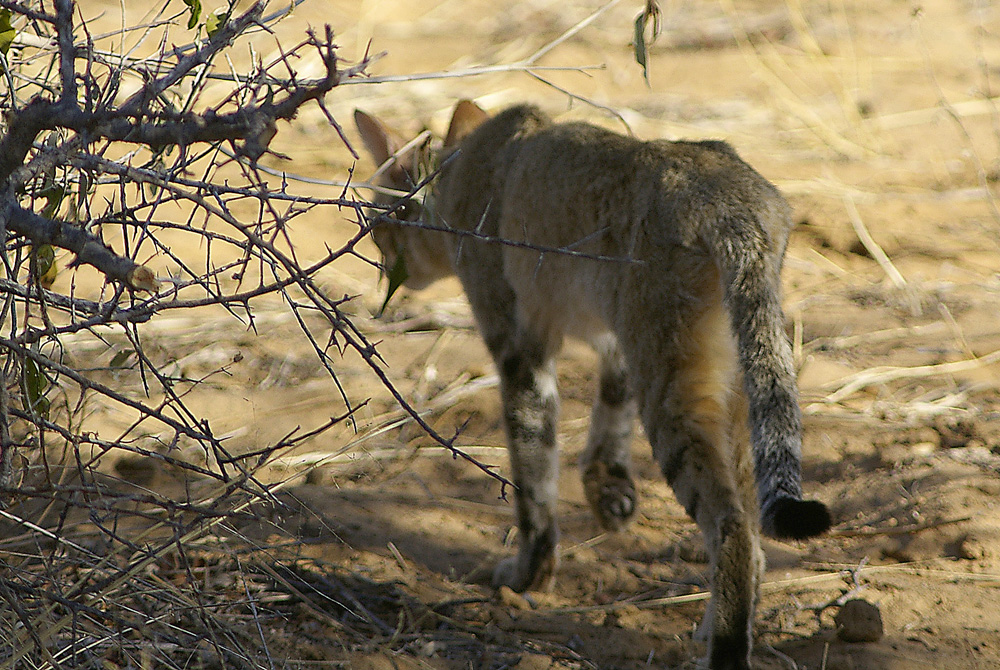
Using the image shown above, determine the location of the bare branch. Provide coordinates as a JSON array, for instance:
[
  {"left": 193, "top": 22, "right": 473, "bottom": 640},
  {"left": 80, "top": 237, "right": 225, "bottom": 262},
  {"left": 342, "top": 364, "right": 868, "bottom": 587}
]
[
  {"left": 1, "top": 200, "right": 158, "bottom": 291},
  {"left": 0, "top": 0, "right": 598, "bottom": 664},
  {"left": 54, "top": 0, "right": 76, "bottom": 107}
]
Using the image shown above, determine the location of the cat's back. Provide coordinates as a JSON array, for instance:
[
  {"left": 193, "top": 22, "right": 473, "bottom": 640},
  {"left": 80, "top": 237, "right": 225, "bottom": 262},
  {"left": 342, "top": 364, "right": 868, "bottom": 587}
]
[
  {"left": 439, "top": 104, "right": 790, "bottom": 257},
  {"left": 512, "top": 123, "right": 782, "bottom": 212},
  {"left": 642, "top": 138, "right": 791, "bottom": 247},
  {"left": 434, "top": 104, "right": 551, "bottom": 232},
  {"left": 509, "top": 122, "right": 790, "bottom": 254}
]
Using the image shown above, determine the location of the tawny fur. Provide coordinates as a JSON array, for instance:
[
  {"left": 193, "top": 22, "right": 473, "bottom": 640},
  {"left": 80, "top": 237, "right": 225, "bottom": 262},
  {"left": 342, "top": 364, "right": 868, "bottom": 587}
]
[{"left": 355, "top": 101, "right": 830, "bottom": 670}]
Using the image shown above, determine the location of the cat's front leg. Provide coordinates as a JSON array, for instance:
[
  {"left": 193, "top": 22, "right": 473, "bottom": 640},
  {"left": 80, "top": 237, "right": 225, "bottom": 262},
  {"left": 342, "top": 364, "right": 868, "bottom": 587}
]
[{"left": 492, "top": 346, "right": 561, "bottom": 593}]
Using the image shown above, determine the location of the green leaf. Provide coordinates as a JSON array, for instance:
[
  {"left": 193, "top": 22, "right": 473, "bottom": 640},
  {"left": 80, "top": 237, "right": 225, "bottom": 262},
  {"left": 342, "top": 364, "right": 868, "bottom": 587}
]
[
  {"left": 183, "top": 0, "right": 201, "bottom": 30},
  {"left": 70, "top": 171, "right": 93, "bottom": 222},
  {"left": 110, "top": 349, "right": 135, "bottom": 369},
  {"left": 633, "top": 1, "right": 662, "bottom": 86},
  {"left": 29, "top": 395, "right": 50, "bottom": 419},
  {"left": 376, "top": 253, "right": 408, "bottom": 318},
  {"left": 206, "top": 8, "right": 229, "bottom": 38},
  {"left": 23, "top": 358, "right": 50, "bottom": 418},
  {"left": 40, "top": 183, "right": 65, "bottom": 219},
  {"left": 0, "top": 10, "right": 16, "bottom": 56},
  {"left": 34, "top": 244, "right": 57, "bottom": 287}
]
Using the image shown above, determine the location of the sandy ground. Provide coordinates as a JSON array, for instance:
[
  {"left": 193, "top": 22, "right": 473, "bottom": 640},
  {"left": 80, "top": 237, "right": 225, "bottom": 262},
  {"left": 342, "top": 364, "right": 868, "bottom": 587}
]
[{"left": 45, "top": 0, "right": 1000, "bottom": 668}]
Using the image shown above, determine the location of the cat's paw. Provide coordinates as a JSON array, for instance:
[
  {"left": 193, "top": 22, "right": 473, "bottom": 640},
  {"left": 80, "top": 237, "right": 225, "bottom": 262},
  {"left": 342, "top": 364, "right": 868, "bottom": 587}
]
[
  {"left": 492, "top": 552, "right": 556, "bottom": 593},
  {"left": 583, "top": 462, "right": 638, "bottom": 531}
]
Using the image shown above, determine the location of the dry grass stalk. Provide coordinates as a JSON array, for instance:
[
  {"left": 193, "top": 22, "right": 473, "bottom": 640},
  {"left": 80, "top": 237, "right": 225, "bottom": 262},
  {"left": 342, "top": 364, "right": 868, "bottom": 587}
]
[
  {"left": 546, "top": 569, "right": 860, "bottom": 616},
  {"left": 823, "top": 348, "right": 1000, "bottom": 404},
  {"left": 783, "top": 0, "right": 871, "bottom": 141},
  {"left": 876, "top": 96, "right": 1000, "bottom": 130},
  {"left": 843, "top": 196, "right": 908, "bottom": 292},
  {"left": 830, "top": 515, "right": 972, "bottom": 538},
  {"left": 805, "top": 322, "right": 946, "bottom": 353},
  {"left": 805, "top": 560, "right": 1000, "bottom": 586},
  {"left": 718, "top": 0, "right": 874, "bottom": 158},
  {"left": 911, "top": 13, "right": 1000, "bottom": 229}
]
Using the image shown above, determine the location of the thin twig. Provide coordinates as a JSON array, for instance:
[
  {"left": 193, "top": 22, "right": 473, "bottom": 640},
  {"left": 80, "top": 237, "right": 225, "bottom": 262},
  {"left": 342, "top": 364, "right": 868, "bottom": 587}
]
[
  {"left": 824, "top": 348, "right": 1000, "bottom": 403},
  {"left": 830, "top": 515, "right": 972, "bottom": 538}
]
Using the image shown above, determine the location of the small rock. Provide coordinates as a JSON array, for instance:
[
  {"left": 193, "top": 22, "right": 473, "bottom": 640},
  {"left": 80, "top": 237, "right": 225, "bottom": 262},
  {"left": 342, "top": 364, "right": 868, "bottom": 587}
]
[
  {"left": 956, "top": 533, "right": 988, "bottom": 561},
  {"left": 835, "top": 598, "right": 884, "bottom": 642}
]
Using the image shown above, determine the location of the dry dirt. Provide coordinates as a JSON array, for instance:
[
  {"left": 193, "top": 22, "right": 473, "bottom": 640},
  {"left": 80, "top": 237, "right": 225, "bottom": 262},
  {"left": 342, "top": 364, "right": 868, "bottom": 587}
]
[{"left": 57, "top": 0, "right": 1000, "bottom": 668}]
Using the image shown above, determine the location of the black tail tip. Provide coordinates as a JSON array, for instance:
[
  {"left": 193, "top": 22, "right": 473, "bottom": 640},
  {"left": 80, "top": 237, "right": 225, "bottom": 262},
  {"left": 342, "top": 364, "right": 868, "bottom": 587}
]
[{"left": 764, "top": 497, "right": 831, "bottom": 540}]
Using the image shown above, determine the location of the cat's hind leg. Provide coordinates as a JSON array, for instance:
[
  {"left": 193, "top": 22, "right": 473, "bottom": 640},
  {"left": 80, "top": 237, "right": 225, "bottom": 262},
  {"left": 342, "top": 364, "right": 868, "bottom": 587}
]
[
  {"left": 579, "top": 336, "right": 639, "bottom": 531},
  {"left": 621, "top": 276, "right": 763, "bottom": 670}
]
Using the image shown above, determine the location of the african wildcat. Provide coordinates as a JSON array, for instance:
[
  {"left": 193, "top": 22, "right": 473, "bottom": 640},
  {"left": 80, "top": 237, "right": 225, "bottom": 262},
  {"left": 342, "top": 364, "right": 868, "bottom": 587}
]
[{"left": 354, "top": 101, "right": 831, "bottom": 670}]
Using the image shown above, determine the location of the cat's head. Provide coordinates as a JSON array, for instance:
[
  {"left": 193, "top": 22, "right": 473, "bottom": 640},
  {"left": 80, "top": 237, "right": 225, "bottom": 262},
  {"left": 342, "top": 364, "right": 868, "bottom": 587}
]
[{"left": 353, "top": 101, "right": 488, "bottom": 301}]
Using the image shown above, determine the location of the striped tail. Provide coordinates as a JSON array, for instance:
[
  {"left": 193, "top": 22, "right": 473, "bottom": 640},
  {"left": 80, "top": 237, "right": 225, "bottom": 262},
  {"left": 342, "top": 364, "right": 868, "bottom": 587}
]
[{"left": 708, "top": 207, "right": 831, "bottom": 540}]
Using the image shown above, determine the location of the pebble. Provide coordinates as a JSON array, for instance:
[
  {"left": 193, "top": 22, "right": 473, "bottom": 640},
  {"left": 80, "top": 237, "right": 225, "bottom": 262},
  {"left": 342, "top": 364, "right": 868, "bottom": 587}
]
[{"left": 835, "top": 598, "right": 884, "bottom": 642}]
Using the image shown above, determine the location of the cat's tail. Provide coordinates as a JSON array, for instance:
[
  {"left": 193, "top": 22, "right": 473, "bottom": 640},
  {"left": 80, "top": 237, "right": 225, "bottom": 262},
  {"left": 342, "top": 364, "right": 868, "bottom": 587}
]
[{"left": 707, "top": 199, "right": 832, "bottom": 541}]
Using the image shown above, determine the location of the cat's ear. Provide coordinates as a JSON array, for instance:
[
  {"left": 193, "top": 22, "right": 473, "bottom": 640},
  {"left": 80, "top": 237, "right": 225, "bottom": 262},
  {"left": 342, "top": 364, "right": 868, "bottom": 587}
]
[
  {"left": 355, "top": 109, "right": 421, "bottom": 184},
  {"left": 444, "top": 100, "right": 489, "bottom": 148},
  {"left": 354, "top": 109, "right": 407, "bottom": 166}
]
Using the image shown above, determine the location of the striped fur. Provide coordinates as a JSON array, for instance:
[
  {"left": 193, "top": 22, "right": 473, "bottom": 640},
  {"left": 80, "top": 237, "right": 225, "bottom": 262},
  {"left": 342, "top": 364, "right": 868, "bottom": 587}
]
[{"left": 355, "top": 102, "right": 831, "bottom": 669}]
